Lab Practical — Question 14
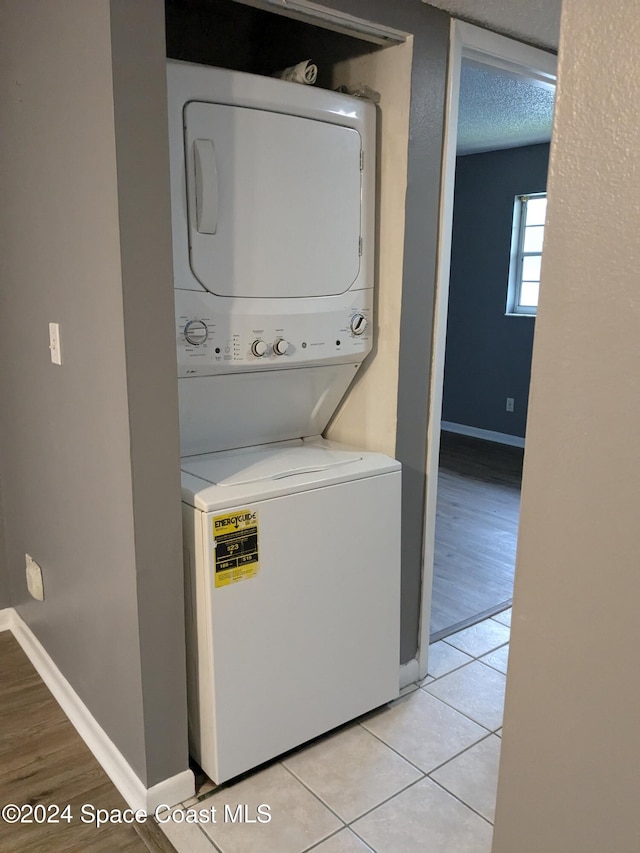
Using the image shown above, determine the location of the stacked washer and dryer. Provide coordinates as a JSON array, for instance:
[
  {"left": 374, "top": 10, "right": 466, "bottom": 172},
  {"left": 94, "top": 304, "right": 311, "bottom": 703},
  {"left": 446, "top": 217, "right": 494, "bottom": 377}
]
[{"left": 167, "top": 59, "right": 401, "bottom": 784}]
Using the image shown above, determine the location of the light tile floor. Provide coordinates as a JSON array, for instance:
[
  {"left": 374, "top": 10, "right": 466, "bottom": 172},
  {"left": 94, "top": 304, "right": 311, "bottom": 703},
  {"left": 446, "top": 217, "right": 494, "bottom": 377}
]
[{"left": 158, "top": 610, "right": 511, "bottom": 853}]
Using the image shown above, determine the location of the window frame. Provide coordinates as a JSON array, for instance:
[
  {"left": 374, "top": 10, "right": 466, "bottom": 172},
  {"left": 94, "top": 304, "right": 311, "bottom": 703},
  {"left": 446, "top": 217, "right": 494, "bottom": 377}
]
[{"left": 506, "top": 191, "right": 546, "bottom": 316}]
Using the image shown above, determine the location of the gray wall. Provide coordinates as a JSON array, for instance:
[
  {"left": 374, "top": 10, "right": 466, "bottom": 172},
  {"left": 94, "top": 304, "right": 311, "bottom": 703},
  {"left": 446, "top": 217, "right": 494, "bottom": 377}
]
[
  {"left": 0, "top": 0, "right": 188, "bottom": 788},
  {"left": 493, "top": 2, "right": 640, "bottom": 850},
  {"left": 0, "top": 475, "right": 8, "bottom": 609},
  {"left": 442, "top": 144, "right": 549, "bottom": 438}
]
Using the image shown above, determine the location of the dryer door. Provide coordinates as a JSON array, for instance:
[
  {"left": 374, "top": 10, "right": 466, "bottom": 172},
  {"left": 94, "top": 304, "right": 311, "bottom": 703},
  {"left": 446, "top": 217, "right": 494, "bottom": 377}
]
[{"left": 184, "top": 101, "right": 363, "bottom": 299}]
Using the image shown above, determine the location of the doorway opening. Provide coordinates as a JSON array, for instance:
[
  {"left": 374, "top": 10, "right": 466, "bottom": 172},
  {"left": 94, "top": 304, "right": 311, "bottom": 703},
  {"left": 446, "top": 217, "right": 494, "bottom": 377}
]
[{"left": 420, "top": 24, "right": 557, "bottom": 655}]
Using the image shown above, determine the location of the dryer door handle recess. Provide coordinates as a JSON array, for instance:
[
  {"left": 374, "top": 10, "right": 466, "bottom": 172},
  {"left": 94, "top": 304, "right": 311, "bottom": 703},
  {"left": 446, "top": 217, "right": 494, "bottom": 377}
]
[{"left": 193, "top": 139, "right": 218, "bottom": 234}]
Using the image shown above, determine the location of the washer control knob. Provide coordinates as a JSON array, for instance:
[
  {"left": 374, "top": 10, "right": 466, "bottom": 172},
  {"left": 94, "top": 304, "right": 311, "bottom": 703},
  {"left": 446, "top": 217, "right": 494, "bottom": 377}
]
[
  {"left": 273, "top": 338, "right": 290, "bottom": 356},
  {"left": 184, "top": 320, "right": 209, "bottom": 346},
  {"left": 251, "top": 339, "right": 269, "bottom": 357},
  {"left": 350, "top": 313, "right": 368, "bottom": 336}
]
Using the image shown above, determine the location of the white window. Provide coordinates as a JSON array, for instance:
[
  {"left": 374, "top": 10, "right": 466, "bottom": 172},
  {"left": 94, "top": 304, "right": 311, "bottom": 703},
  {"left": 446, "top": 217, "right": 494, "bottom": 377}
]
[{"left": 507, "top": 192, "right": 547, "bottom": 315}]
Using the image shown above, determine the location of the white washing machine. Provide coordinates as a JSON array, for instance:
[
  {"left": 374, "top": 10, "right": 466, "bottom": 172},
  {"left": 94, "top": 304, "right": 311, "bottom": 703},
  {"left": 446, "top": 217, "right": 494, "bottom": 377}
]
[
  {"left": 181, "top": 437, "right": 400, "bottom": 783},
  {"left": 167, "top": 60, "right": 401, "bottom": 784}
]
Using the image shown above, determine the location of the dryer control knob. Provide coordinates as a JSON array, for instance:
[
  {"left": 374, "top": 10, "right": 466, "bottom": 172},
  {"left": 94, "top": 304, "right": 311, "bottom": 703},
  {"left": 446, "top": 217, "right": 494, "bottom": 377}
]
[
  {"left": 252, "top": 339, "right": 269, "bottom": 357},
  {"left": 350, "top": 313, "right": 368, "bottom": 336},
  {"left": 184, "top": 320, "right": 209, "bottom": 346},
  {"left": 273, "top": 338, "right": 290, "bottom": 356}
]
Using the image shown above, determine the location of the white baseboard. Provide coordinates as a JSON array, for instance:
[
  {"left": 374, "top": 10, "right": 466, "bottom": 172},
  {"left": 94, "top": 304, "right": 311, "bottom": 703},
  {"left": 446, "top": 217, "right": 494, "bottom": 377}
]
[
  {"left": 399, "top": 657, "right": 419, "bottom": 689},
  {"left": 441, "top": 421, "right": 525, "bottom": 448},
  {"left": 2, "top": 608, "right": 194, "bottom": 813},
  {"left": 0, "top": 608, "right": 13, "bottom": 631}
]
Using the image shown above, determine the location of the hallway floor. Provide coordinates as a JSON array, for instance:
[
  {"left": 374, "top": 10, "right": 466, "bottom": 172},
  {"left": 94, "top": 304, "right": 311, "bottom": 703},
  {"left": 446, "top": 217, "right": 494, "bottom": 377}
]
[
  {"left": 431, "top": 432, "right": 522, "bottom": 641},
  {"left": 159, "top": 610, "right": 511, "bottom": 853},
  {"left": 0, "top": 630, "right": 176, "bottom": 853}
]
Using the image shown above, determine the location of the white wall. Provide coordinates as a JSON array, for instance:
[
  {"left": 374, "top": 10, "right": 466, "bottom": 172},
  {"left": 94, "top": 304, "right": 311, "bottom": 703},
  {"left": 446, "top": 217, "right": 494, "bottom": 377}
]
[
  {"left": 492, "top": 2, "right": 640, "bottom": 850},
  {"left": 327, "top": 39, "right": 413, "bottom": 457}
]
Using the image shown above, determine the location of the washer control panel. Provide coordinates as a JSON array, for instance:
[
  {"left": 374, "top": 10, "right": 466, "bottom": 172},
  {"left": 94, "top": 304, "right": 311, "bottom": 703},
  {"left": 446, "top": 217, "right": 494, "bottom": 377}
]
[
  {"left": 350, "top": 313, "right": 367, "bottom": 336},
  {"left": 176, "top": 291, "right": 372, "bottom": 377},
  {"left": 184, "top": 319, "right": 209, "bottom": 346}
]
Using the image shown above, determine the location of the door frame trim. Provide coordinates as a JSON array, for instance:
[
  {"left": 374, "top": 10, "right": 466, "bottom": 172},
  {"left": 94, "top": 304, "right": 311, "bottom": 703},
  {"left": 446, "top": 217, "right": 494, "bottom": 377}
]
[{"left": 416, "top": 21, "right": 557, "bottom": 677}]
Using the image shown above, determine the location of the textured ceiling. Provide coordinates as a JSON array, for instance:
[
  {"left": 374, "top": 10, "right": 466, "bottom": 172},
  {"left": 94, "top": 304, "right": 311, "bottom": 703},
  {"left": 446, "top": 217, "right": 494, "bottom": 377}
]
[
  {"left": 457, "top": 61, "right": 555, "bottom": 155},
  {"left": 422, "top": 0, "right": 562, "bottom": 51}
]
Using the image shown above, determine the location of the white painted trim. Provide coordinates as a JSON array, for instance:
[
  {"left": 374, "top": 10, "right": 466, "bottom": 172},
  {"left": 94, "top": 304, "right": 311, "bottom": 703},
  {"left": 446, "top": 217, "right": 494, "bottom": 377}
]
[
  {"left": 144, "top": 771, "right": 196, "bottom": 814},
  {"left": 0, "top": 608, "right": 13, "bottom": 631},
  {"left": 417, "top": 19, "right": 556, "bottom": 683},
  {"left": 3, "top": 608, "right": 194, "bottom": 813},
  {"left": 399, "top": 657, "right": 420, "bottom": 689},
  {"left": 458, "top": 21, "right": 557, "bottom": 86},
  {"left": 415, "top": 18, "right": 465, "bottom": 685},
  {"left": 441, "top": 421, "right": 525, "bottom": 448},
  {"left": 232, "top": 0, "right": 408, "bottom": 45}
]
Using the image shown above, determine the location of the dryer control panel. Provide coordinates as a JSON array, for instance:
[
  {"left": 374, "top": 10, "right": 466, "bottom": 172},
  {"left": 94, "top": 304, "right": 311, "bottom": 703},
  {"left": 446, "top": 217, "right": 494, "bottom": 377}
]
[{"left": 176, "top": 290, "right": 372, "bottom": 377}]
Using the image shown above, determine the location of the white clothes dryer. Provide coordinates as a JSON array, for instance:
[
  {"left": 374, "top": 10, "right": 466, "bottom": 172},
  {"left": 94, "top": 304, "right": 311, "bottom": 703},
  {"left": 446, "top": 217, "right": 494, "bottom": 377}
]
[{"left": 167, "top": 59, "right": 376, "bottom": 455}]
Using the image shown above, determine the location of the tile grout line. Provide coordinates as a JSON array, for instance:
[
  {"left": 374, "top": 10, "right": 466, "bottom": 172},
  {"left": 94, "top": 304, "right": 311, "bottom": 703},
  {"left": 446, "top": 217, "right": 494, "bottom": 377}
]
[
  {"left": 175, "top": 615, "right": 510, "bottom": 853},
  {"left": 342, "top": 768, "right": 494, "bottom": 837},
  {"left": 427, "top": 774, "right": 495, "bottom": 828},
  {"left": 423, "top": 729, "right": 496, "bottom": 779},
  {"left": 280, "top": 760, "right": 349, "bottom": 829},
  {"left": 344, "top": 775, "right": 428, "bottom": 828},
  {"left": 440, "top": 639, "right": 509, "bottom": 662},
  {"left": 156, "top": 807, "right": 224, "bottom": 853},
  {"left": 283, "top": 753, "right": 429, "bottom": 835},
  {"left": 423, "top": 659, "right": 474, "bottom": 682},
  {"left": 347, "top": 822, "right": 379, "bottom": 852},
  {"left": 303, "top": 826, "right": 376, "bottom": 853},
  {"left": 417, "top": 684, "right": 497, "bottom": 734},
  {"left": 479, "top": 658, "right": 509, "bottom": 676},
  {"left": 300, "top": 826, "right": 351, "bottom": 853},
  {"left": 355, "top": 721, "right": 431, "bottom": 777},
  {"left": 197, "top": 830, "right": 224, "bottom": 853},
  {"left": 361, "top": 714, "right": 497, "bottom": 784},
  {"left": 297, "top": 730, "right": 501, "bottom": 837},
  {"left": 183, "top": 677, "right": 493, "bottom": 851},
  {"left": 197, "top": 817, "right": 225, "bottom": 853}
]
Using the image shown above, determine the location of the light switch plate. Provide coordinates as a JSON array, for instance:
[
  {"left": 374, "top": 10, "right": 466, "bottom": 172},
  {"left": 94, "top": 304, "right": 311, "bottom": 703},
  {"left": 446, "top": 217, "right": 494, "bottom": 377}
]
[{"left": 49, "top": 322, "right": 62, "bottom": 365}]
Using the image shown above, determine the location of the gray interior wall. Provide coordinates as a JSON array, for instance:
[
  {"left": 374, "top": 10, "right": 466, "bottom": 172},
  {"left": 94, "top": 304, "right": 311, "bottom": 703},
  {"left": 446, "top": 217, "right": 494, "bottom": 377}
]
[
  {"left": 442, "top": 144, "right": 549, "bottom": 438},
  {"left": 0, "top": 475, "right": 8, "bottom": 609},
  {"left": 0, "top": 0, "right": 188, "bottom": 788},
  {"left": 492, "top": 2, "right": 640, "bottom": 850},
  {"left": 110, "top": 0, "right": 189, "bottom": 786}
]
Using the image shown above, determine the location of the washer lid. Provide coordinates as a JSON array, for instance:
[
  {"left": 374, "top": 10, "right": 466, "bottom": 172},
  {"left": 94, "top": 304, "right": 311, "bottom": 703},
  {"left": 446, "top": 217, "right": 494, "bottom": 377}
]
[
  {"left": 181, "top": 442, "right": 362, "bottom": 487},
  {"left": 181, "top": 438, "right": 401, "bottom": 511}
]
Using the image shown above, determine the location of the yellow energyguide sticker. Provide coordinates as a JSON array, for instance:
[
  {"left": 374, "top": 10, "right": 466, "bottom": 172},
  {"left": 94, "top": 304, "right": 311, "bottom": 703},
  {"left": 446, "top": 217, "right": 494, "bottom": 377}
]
[{"left": 212, "top": 508, "right": 259, "bottom": 588}]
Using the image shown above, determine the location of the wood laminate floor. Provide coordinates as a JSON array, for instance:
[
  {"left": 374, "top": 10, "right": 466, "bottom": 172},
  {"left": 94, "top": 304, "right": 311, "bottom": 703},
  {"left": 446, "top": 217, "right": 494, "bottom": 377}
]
[
  {"left": 430, "top": 431, "right": 523, "bottom": 642},
  {"left": 0, "top": 631, "right": 176, "bottom": 853}
]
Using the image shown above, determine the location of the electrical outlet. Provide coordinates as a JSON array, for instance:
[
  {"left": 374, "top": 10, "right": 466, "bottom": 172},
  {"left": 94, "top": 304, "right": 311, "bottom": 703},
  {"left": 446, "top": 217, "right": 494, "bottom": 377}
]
[
  {"left": 25, "top": 554, "right": 44, "bottom": 601},
  {"left": 506, "top": 397, "right": 515, "bottom": 412}
]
